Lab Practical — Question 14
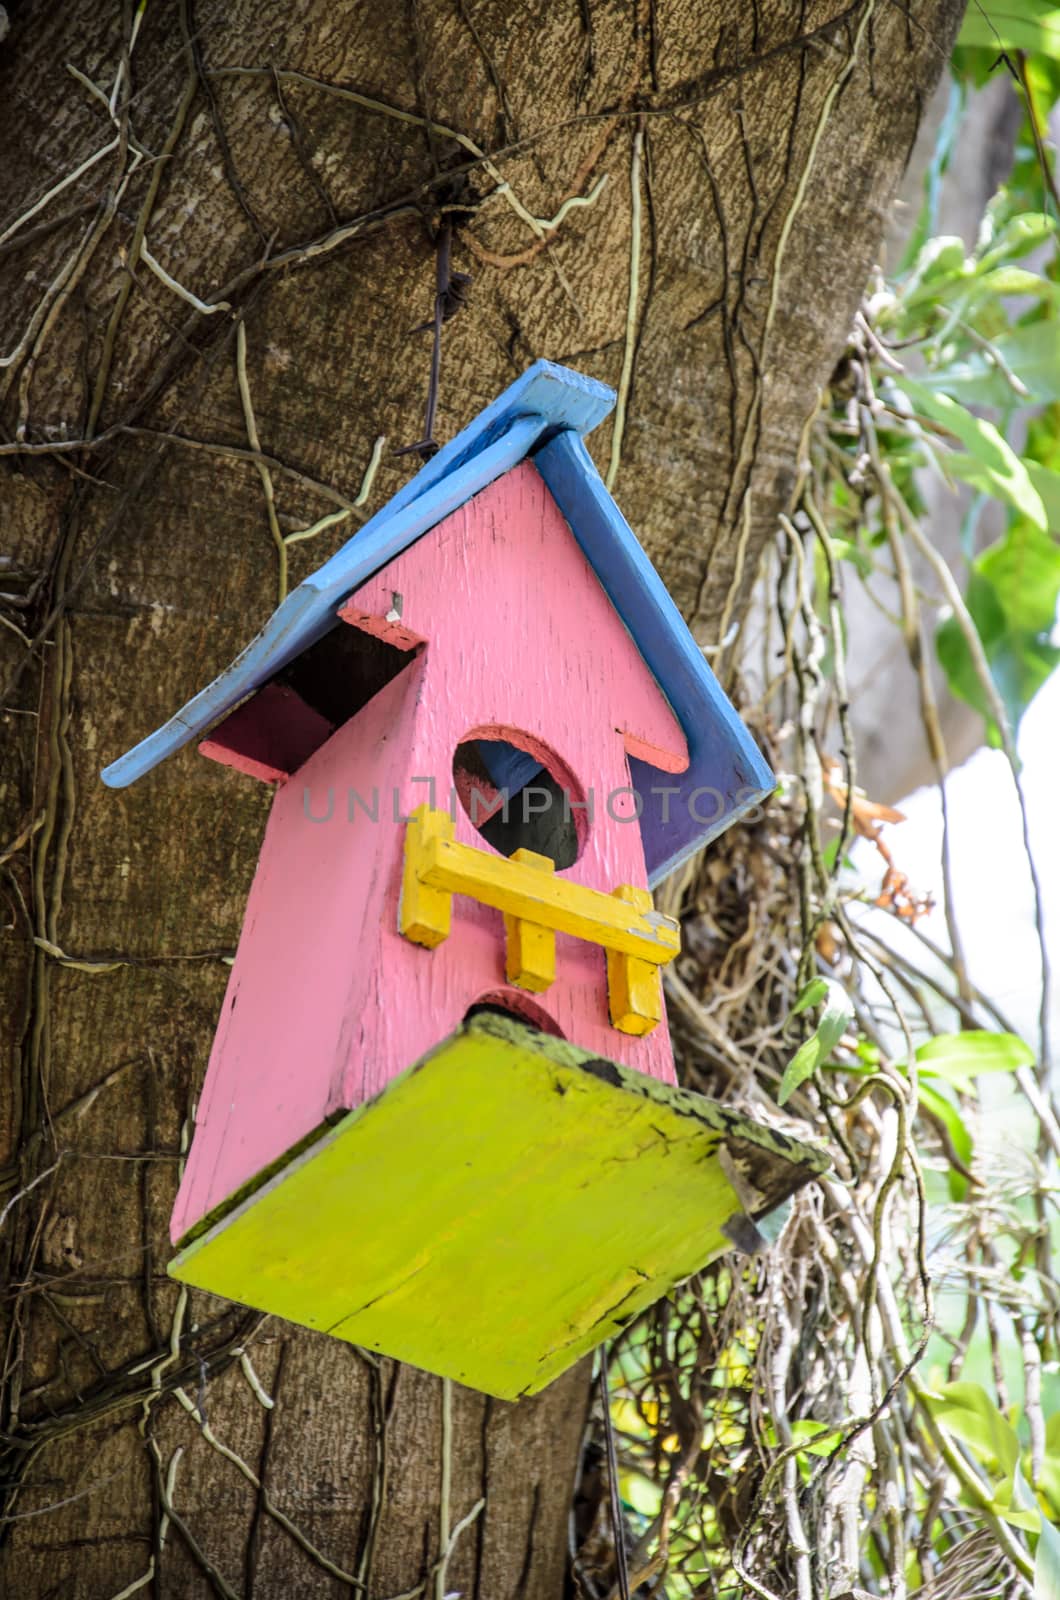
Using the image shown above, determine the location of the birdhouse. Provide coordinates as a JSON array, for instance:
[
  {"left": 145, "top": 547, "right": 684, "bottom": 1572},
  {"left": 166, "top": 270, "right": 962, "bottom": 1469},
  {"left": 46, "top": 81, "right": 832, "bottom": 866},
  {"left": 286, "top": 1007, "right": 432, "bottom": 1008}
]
[{"left": 103, "top": 362, "right": 826, "bottom": 1399}]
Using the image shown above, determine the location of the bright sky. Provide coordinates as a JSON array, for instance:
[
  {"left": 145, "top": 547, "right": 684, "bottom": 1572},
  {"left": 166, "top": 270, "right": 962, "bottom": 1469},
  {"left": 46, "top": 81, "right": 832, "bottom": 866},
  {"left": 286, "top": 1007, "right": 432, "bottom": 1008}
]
[
  {"left": 873, "top": 671, "right": 1060, "bottom": 1402},
  {"left": 859, "top": 668, "right": 1060, "bottom": 1064}
]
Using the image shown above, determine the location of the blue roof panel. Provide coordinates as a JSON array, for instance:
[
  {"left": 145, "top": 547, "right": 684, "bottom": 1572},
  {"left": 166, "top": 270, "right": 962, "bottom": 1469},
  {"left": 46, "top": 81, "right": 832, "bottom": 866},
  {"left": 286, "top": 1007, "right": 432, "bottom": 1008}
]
[
  {"left": 534, "top": 431, "right": 773, "bottom": 881},
  {"left": 101, "top": 360, "right": 773, "bottom": 883}
]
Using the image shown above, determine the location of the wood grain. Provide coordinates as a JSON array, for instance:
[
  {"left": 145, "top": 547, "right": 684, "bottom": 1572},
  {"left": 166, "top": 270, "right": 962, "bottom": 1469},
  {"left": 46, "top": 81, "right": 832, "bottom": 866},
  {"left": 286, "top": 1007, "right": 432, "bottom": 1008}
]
[
  {"left": 171, "top": 463, "right": 692, "bottom": 1240},
  {"left": 171, "top": 1012, "right": 829, "bottom": 1399}
]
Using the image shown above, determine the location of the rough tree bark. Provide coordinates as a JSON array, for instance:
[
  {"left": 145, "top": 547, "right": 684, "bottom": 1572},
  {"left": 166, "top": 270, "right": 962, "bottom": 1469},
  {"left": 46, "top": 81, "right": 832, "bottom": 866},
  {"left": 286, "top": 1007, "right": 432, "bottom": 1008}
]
[{"left": 0, "top": 2, "right": 961, "bottom": 1595}]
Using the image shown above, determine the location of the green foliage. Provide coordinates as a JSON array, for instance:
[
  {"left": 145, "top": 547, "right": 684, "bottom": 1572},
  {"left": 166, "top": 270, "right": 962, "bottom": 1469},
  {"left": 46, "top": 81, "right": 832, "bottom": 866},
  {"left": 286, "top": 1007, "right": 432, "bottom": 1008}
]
[
  {"left": 849, "top": 50, "right": 1060, "bottom": 746},
  {"left": 915, "top": 1028, "right": 1036, "bottom": 1091},
  {"left": 923, "top": 1380, "right": 1020, "bottom": 1481},
  {"left": 859, "top": 204, "right": 1060, "bottom": 742},
  {"left": 600, "top": 36, "right": 1060, "bottom": 1600},
  {"left": 936, "top": 518, "right": 1060, "bottom": 742},
  {"left": 894, "top": 376, "right": 1046, "bottom": 525},
  {"left": 957, "top": 3, "right": 1060, "bottom": 60},
  {"left": 777, "top": 978, "right": 854, "bottom": 1104},
  {"left": 921, "top": 1383, "right": 1060, "bottom": 1569},
  {"left": 1037, "top": 1515, "right": 1060, "bottom": 1600},
  {"left": 909, "top": 1030, "right": 1034, "bottom": 1198}
]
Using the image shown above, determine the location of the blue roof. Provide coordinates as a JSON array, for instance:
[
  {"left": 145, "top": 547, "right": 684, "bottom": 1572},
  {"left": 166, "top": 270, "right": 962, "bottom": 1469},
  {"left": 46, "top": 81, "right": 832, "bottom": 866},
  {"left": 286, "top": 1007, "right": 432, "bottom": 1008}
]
[{"left": 102, "top": 360, "right": 773, "bottom": 884}]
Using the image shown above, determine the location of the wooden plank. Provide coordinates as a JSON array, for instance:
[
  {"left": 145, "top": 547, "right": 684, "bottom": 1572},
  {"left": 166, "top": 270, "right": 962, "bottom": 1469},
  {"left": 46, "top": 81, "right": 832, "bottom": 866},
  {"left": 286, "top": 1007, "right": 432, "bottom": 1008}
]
[
  {"left": 102, "top": 362, "right": 614, "bottom": 790},
  {"left": 101, "top": 414, "right": 542, "bottom": 787},
  {"left": 198, "top": 681, "right": 334, "bottom": 782},
  {"left": 606, "top": 885, "right": 663, "bottom": 1035},
  {"left": 169, "top": 464, "right": 689, "bottom": 1239},
  {"left": 503, "top": 847, "right": 556, "bottom": 992},
  {"left": 170, "top": 1013, "right": 829, "bottom": 1399},
  {"left": 400, "top": 807, "right": 680, "bottom": 963},
  {"left": 423, "top": 835, "right": 679, "bottom": 959},
  {"left": 336, "top": 600, "right": 426, "bottom": 652},
  {"left": 168, "top": 662, "right": 427, "bottom": 1243},
  {"left": 398, "top": 803, "right": 452, "bottom": 948}
]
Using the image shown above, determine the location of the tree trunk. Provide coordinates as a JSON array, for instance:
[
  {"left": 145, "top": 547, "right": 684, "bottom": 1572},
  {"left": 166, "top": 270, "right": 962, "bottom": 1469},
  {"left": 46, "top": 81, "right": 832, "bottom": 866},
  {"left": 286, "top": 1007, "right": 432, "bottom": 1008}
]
[{"left": 0, "top": 2, "right": 961, "bottom": 1594}]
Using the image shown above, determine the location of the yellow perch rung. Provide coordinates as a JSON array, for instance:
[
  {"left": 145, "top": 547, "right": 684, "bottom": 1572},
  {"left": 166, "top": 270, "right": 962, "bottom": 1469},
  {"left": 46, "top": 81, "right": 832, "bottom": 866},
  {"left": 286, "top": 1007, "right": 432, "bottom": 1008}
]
[
  {"left": 402, "top": 808, "right": 678, "bottom": 963},
  {"left": 504, "top": 848, "right": 557, "bottom": 991},
  {"left": 398, "top": 808, "right": 677, "bottom": 1034}
]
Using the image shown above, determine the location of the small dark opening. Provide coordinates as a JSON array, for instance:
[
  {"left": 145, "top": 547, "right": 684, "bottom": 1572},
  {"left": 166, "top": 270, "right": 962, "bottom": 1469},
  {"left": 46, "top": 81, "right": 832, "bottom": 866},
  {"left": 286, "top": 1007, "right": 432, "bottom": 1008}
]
[
  {"left": 275, "top": 622, "right": 415, "bottom": 728},
  {"left": 465, "top": 1001, "right": 533, "bottom": 1028},
  {"left": 452, "top": 737, "right": 583, "bottom": 869},
  {"left": 464, "top": 990, "right": 564, "bottom": 1036},
  {"left": 201, "top": 620, "right": 423, "bottom": 783}
]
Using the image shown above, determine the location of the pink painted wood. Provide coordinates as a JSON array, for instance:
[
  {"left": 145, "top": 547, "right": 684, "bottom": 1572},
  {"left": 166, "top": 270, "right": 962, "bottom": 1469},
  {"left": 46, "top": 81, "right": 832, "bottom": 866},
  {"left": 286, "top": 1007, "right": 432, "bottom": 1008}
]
[
  {"left": 198, "top": 682, "right": 333, "bottom": 783},
  {"left": 171, "top": 462, "right": 690, "bottom": 1241}
]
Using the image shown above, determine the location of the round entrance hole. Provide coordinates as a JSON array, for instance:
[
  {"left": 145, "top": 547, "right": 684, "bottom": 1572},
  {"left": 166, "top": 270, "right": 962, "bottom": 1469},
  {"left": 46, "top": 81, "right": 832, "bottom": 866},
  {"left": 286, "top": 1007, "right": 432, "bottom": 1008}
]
[{"left": 451, "top": 732, "right": 586, "bottom": 870}]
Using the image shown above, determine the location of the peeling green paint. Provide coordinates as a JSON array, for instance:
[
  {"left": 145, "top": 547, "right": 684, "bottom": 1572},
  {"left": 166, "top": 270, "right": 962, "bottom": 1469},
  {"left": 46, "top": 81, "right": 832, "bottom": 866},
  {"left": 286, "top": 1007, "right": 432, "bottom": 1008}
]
[{"left": 171, "top": 1014, "right": 827, "bottom": 1398}]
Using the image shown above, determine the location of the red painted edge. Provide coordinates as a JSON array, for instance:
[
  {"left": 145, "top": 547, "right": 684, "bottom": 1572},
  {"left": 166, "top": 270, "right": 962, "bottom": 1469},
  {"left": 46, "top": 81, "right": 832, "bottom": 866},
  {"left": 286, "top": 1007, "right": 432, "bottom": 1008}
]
[
  {"left": 337, "top": 601, "right": 427, "bottom": 652},
  {"left": 198, "top": 682, "right": 334, "bottom": 783}
]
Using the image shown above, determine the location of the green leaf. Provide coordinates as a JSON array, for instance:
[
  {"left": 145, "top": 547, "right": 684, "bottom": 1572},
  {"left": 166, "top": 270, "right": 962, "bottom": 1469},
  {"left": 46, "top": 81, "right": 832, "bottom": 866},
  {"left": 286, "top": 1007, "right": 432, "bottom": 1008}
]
[
  {"left": 820, "top": 836, "right": 856, "bottom": 873},
  {"left": 978, "top": 212, "right": 1059, "bottom": 271},
  {"left": 1038, "top": 1513, "right": 1060, "bottom": 1600},
  {"left": 917, "top": 1030, "right": 1036, "bottom": 1094},
  {"left": 620, "top": 1468, "right": 662, "bottom": 1520},
  {"left": 1014, "top": 1462, "right": 1042, "bottom": 1515},
  {"left": 947, "top": 447, "right": 1042, "bottom": 509},
  {"left": 936, "top": 609, "right": 1000, "bottom": 744},
  {"left": 991, "top": 1464, "right": 1043, "bottom": 1533},
  {"left": 898, "top": 236, "right": 970, "bottom": 316},
  {"left": 1039, "top": 1423, "right": 1060, "bottom": 1520},
  {"left": 916, "top": 1082, "right": 973, "bottom": 1200},
  {"left": 1027, "top": 461, "right": 1060, "bottom": 529},
  {"left": 778, "top": 980, "right": 854, "bottom": 1105},
  {"left": 980, "top": 266, "right": 1059, "bottom": 298},
  {"left": 789, "top": 1420, "right": 842, "bottom": 1457},
  {"left": 778, "top": 1036, "right": 822, "bottom": 1106},
  {"left": 978, "top": 519, "right": 1060, "bottom": 632},
  {"left": 829, "top": 536, "right": 874, "bottom": 578},
  {"left": 896, "top": 377, "right": 1047, "bottom": 529},
  {"left": 939, "top": 609, "right": 1060, "bottom": 744},
  {"left": 958, "top": 3, "right": 1060, "bottom": 58},
  {"left": 792, "top": 978, "right": 829, "bottom": 1015},
  {"left": 921, "top": 323, "right": 1060, "bottom": 410},
  {"left": 923, "top": 1381, "right": 1020, "bottom": 1476},
  {"left": 950, "top": 43, "right": 1009, "bottom": 88},
  {"left": 935, "top": 520, "right": 1060, "bottom": 741}
]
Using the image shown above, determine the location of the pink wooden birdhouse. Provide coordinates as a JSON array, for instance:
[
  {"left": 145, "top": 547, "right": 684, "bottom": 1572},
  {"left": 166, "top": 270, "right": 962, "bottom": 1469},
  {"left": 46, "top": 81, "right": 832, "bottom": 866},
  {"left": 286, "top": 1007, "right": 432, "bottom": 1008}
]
[{"left": 104, "top": 363, "right": 825, "bottom": 1398}]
